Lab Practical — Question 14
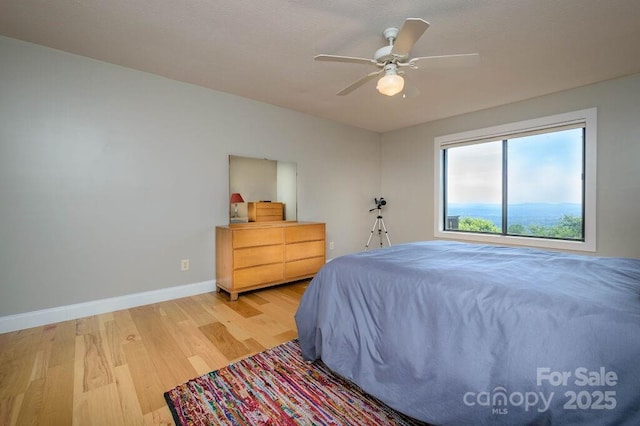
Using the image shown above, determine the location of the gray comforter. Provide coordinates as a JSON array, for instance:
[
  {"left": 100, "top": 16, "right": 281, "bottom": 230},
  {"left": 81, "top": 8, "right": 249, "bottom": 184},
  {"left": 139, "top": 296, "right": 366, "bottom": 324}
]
[{"left": 295, "top": 241, "right": 640, "bottom": 425}]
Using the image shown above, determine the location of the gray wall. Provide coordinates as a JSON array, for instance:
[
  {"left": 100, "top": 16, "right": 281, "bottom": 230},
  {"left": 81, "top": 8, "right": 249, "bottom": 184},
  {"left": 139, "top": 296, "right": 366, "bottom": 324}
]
[
  {"left": 380, "top": 73, "right": 640, "bottom": 258},
  {"left": 2, "top": 34, "right": 638, "bottom": 319},
  {"left": 0, "top": 37, "right": 380, "bottom": 317}
]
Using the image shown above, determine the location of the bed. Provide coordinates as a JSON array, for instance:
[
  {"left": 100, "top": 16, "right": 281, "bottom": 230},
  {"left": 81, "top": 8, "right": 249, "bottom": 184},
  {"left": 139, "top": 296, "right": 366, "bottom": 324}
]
[{"left": 294, "top": 241, "right": 640, "bottom": 425}]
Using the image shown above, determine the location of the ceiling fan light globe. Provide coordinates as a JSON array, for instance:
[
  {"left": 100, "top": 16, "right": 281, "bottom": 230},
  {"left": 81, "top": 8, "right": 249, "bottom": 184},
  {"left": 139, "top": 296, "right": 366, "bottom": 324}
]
[{"left": 377, "top": 74, "right": 404, "bottom": 96}]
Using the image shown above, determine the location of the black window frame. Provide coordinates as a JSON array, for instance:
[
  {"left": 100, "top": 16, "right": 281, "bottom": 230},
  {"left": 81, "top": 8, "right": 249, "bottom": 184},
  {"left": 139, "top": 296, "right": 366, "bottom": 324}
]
[{"left": 441, "top": 128, "right": 586, "bottom": 242}]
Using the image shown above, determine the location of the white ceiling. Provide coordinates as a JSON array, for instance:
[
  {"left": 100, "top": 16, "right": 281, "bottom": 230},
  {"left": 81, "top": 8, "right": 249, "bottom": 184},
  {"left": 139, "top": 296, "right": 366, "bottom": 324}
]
[{"left": 1, "top": 0, "right": 639, "bottom": 133}]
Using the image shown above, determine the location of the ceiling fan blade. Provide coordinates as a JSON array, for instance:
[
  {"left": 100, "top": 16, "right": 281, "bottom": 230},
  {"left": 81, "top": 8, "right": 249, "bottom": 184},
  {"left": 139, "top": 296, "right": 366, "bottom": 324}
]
[
  {"left": 392, "top": 18, "right": 430, "bottom": 57},
  {"left": 314, "top": 54, "right": 377, "bottom": 66},
  {"left": 336, "top": 70, "right": 383, "bottom": 96},
  {"left": 408, "top": 53, "right": 480, "bottom": 69}
]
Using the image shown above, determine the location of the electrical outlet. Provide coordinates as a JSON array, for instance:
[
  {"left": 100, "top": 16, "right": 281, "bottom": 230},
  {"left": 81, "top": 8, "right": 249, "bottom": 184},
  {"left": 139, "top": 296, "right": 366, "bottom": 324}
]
[
  {"left": 181, "top": 259, "right": 190, "bottom": 271},
  {"left": 329, "top": 241, "right": 335, "bottom": 250}
]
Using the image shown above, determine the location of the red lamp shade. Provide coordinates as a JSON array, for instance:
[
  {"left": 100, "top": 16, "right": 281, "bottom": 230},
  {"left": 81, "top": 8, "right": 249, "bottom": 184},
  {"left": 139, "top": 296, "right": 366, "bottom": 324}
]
[{"left": 230, "top": 193, "right": 244, "bottom": 203}]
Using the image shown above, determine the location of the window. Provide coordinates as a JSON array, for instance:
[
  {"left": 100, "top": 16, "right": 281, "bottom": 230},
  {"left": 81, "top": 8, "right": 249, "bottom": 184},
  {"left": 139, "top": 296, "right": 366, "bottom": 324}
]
[{"left": 435, "top": 109, "right": 597, "bottom": 252}]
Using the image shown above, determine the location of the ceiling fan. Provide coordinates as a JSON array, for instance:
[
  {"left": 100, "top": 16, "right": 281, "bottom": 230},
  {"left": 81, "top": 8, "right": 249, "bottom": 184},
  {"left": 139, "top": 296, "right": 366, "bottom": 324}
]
[{"left": 315, "top": 18, "right": 479, "bottom": 97}]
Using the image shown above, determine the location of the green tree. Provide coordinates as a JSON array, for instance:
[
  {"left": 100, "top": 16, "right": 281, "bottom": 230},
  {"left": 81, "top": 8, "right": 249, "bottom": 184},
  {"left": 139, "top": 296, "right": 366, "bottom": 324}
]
[
  {"left": 507, "top": 223, "right": 527, "bottom": 235},
  {"left": 459, "top": 217, "right": 500, "bottom": 233},
  {"left": 461, "top": 214, "right": 582, "bottom": 240},
  {"left": 528, "top": 224, "right": 549, "bottom": 237},
  {"left": 512, "top": 214, "right": 583, "bottom": 239},
  {"left": 547, "top": 214, "right": 583, "bottom": 239}
]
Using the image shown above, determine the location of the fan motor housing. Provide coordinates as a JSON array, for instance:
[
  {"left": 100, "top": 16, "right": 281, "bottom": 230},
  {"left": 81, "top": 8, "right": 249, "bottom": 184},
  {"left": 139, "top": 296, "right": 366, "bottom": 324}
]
[
  {"left": 375, "top": 27, "right": 408, "bottom": 62},
  {"left": 374, "top": 45, "right": 393, "bottom": 62}
]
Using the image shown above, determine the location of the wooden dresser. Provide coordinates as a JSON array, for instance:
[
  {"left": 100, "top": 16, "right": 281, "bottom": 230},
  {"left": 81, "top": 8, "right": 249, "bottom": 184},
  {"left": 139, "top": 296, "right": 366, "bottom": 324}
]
[
  {"left": 215, "top": 221, "right": 325, "bottom": 300},
  {"left": 248, "top": 202, "right": 284, "bottom": 222}
]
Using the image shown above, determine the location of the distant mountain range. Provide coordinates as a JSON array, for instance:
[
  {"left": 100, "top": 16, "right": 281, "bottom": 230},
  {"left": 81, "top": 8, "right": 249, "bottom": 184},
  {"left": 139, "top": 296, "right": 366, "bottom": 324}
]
[{"left": 447, "top": 203, "right": 582, "bottom": 228}]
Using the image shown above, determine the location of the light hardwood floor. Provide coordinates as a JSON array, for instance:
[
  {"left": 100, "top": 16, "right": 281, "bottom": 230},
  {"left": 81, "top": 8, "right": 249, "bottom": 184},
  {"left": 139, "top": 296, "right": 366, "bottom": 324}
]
[{"left": 0, "top": 281, "right": 309, "bottom": 425}]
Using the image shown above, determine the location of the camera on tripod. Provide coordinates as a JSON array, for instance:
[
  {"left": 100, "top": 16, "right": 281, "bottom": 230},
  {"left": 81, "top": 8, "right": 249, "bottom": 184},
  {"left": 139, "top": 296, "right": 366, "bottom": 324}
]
[
  {"left": 365, "top": 197, "right": 391, "bottom": 250},
  {"left": 372, "top": 197, "right": 387, "bottom": 211}
]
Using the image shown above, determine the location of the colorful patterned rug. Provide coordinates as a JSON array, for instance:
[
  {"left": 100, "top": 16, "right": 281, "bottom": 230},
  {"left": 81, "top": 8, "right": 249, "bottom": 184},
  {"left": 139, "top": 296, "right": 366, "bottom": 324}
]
[{"left": 164, "top": 339, "right": 426, "bottom": 425}]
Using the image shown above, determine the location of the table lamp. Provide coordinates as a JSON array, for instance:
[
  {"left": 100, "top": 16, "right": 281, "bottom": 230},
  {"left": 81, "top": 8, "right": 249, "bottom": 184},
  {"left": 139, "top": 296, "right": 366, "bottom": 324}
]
[{"left": 230, "top": 193, "right": 244, "bottom": 217}]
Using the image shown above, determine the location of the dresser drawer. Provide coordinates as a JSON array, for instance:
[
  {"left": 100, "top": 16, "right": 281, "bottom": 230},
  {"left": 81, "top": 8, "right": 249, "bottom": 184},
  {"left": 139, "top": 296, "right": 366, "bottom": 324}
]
[
  {"left": 254, "top": 213, "right": 283, "bottom": 222},
  {"left": 233, "top": 227, "right": 283, "bottom": 248},
  {"left": 235, "top": 245, "right": 283, "bottom": 269},
  {"left": 285, "top": 240, "right": 324, "bottom": 262},
  {"left": 285, "top": 223, "right": 325, "bottom": 243},
  {"left": 234, "top": 264, "right": 284, "bottom": 288},
  {"left": 285, "top": 257, "right": 325, "bottom": 279}
]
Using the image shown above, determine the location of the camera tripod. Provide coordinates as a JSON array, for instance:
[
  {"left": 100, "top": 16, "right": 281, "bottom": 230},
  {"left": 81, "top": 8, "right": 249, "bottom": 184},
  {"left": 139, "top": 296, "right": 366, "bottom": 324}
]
[{"left": 364, "top": 206, "right": 391, "bottom": 251}]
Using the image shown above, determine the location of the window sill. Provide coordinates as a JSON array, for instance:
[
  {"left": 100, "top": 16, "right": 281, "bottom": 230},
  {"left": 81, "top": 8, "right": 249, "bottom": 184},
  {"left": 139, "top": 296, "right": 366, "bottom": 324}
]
[{"left": 435, "top": 230, "right": 596, "bottom": 253}]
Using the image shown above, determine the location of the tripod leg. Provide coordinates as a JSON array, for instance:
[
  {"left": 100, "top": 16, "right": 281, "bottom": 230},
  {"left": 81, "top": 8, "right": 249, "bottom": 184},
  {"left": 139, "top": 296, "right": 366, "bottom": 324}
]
[
  {"left": 379, "top": 218, "right": 392, "bottom": 247},
  {"left": 364, "top": 218, "right": 380, "bottom": 251}
]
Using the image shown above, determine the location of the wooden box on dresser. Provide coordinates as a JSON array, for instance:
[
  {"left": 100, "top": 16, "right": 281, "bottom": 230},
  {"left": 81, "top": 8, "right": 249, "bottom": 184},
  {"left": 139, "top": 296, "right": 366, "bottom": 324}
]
[
  {"left": 248, "top": 201, "right": 284, "bottom": 222},
  {"left": 215, "top": 221, "right": 325, "bottom": 300}
]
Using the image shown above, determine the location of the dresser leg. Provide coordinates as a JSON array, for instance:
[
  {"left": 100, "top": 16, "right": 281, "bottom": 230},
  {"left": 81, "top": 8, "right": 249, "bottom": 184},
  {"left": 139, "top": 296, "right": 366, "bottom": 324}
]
[{"left": 215, "top": 284, "right": 238, "bottom": 301}]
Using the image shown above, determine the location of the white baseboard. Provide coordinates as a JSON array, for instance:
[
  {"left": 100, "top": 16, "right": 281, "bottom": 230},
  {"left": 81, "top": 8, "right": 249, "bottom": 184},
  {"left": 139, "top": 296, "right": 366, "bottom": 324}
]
[{"left": 0, "top": 280, "right": 216, "bottom": 334}]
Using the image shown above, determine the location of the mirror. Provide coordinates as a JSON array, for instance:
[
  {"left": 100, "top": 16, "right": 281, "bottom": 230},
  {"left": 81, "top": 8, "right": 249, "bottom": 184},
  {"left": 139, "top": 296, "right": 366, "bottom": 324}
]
[{"left": 229, "top": 155, "right": 297, "bottom": 223}]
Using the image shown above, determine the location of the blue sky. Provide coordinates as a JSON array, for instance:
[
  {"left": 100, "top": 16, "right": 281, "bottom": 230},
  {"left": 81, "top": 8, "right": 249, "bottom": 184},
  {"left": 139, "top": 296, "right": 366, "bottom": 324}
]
[{"left": 447, "top": 128, "right": 583, "bottom": 204}]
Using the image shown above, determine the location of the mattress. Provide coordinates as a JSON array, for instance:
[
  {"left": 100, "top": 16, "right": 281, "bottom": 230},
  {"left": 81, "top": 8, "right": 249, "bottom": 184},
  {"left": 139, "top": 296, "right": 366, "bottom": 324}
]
[{"left": 295, "top": 241, "right": 640, "bottom": 425}]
